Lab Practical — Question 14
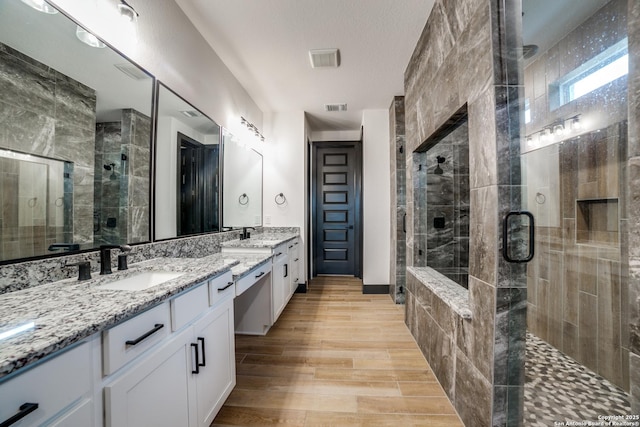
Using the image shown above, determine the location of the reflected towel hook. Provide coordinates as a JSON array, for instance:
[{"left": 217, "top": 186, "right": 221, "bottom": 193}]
[
  {"left": 238, "top": 193, "right": 249, "bottom": 205},
  {"left": 28, "top": 197, "right": 37, "bottom": 208},
  {"left": 535, "top": 192, "right": 546, "bottom": 204},
  {"left": 275, "top": 193, "right": 286, "bottom": 205},
  {"left": 55, "top": 197, "right": 63, "bottom": 207}
]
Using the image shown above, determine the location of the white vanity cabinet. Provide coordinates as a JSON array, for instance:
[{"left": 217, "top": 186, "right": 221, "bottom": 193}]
[
  {"left": 103, "top": 271, "right": 235, "bottom": 427},
  {"left": 288, "top": 239, "right": 301, "bottom": 295},
  {"left": 0, "top": 341, "right": 94, "bottom": 427}
]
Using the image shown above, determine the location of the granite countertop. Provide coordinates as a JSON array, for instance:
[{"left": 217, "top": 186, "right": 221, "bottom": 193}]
[
  {"left": 407, "top": 266, "right": 472, "bottom": 320},
  {"left": 221, "top": 231, "right": 299, "bottom": 250},
  {"left": 226, "top": 253, "right": 273, "bottom": 280},
  {"left": 0, "top": 253, "right": 237, "bottom": 380}
]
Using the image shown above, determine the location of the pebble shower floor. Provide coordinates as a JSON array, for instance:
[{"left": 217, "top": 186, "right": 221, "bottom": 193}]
[{"left": 524, "top": 333, "right": 632, "bottom": 426}]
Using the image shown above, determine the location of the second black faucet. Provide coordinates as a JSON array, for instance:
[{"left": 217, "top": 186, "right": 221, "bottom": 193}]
[{"left": 99, "top": 244, "right": 132, "bottom": 275}]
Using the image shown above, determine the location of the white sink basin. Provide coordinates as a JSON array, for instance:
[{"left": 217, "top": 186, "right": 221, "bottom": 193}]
[{"left": 99, "top": 271, "right": 183, "bottom": 291}]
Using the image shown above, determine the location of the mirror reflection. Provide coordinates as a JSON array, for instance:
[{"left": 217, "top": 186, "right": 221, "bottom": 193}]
[
  {"left": 222, "top": 129, "right": 263, "bottom": 228},
  {"left": 0, "top": 1, "right": 154, "bottom": 262},
  {"left": 154, "top": 83, "right": 221, "bottom": 240}
]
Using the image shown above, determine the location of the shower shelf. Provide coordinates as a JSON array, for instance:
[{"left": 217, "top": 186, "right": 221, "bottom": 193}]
[{"left": 575, "top": 198, "right": 619, "bottom": 247}]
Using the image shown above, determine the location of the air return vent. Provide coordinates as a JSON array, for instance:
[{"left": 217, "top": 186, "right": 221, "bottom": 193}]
[
  {"left": 324, "top": 103, "right": 347, "bottom": 112},
  {"left": 309, "top": 48, "right": 340, "bottom": 68},
  {"left": 114, "top": 63, "right": 150, "bottom": 80},
  {"left": 180, "top": 110, "right": 202, "bottom": 118}
]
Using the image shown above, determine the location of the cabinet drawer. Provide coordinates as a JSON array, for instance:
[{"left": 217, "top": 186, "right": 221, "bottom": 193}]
[
  {"left": 0, "top": 342, "right": 91, "bottom": 427},
  {"left": 235, "top": 262, "right": 271, "bottom": 296},
  {"left": 171, "top": 282, "right": 208, "bottom": 331},
  {"left": 209, "top": 271, "right": 234, "bottom": 307},
  {"left": 273, "top": 243, "right": 287, "bottom": 258},
  {"left": 103, "top": 302, "right": 171, "bottom": 375}
]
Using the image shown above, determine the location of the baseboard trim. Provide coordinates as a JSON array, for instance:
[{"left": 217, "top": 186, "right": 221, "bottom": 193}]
[
  {"left": 362, "top": 284, "right": 390, "bottom": 294},
  {"left": 295, "top": 283, "right": 308, "bottom": 293}
]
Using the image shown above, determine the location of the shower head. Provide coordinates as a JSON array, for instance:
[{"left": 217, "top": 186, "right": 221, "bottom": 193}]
[
  {"left": 434, "top": 155, "right": 445, "bottom": 175},
  {"left": 104, "top": 163, "right": 115, "bottom": 171}
]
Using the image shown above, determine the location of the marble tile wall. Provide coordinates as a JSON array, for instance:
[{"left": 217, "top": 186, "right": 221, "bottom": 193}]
[
  {"left": 627, "top": 0, "right": 640, "bottom": 415},
  {"left": 389, "top": 96, "right": 406, "bottom": 304},
  {"left": 0, "top": 41, "right": 96, "bottom": 257},
  {"left": 404, "top": 0, "right": 524, "bottom": 425}
]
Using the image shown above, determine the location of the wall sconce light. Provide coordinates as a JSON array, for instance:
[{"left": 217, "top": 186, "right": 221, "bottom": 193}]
[
  {"left": 553, "top": 123, "right": 565, "bottom": 136},
  {"left": 569, "top": 115, "right": 582, "bottom": 131},
  {"left": 20, "top": 0, "right": 58, "bottom": 14},
  {"left": 524, "top": 113, "right": 583, "bottom": 149},
  {"left": 118, "top": 0, "right": 139, "bottom": 25},
  {"left": 76, "top": 26, "right": 106, "bottom": 48}
]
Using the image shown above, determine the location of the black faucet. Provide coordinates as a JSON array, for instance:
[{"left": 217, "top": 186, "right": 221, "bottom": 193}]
[
  {"left": 48, "top": 243, "right": 80, "bottom": 252},
  {"left": 65, "top": 261, "right": 92, "bottom": 281},
  {"left": 99, "top": 244, "right": 132, "bottom": 275},
  {"left": 240, "top": 227, "right": 255, "bottom": 240}
]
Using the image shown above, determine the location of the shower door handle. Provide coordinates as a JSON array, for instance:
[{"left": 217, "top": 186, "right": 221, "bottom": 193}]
[{"left": 502, "top": 211, "right": 535, "bottom": 263}]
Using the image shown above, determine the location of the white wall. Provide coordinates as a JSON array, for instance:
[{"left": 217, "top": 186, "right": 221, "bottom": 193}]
[
  {"left": 361, "top": 110, "right": 391, "bottom": 286},
  {"left": 48, "top": 0, "right": 262, "bottom": 132},
  {"left": 263, "top": 111, "right": 307, "bottom": 279},
  {"left": 311, "top": 130, "right": 361, "bottom": 142}
]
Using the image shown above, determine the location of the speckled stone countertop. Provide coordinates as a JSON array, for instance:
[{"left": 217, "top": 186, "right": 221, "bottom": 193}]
[
  {"left": 0, "top": 253, "right": 238, "bottom": 380},
  {"left": 407, "top": 266, "right": 472, "bottom": 319},
  {"left": 220, "top": 232, "right": 298, "bottom": 250},
  {"left": 225, "top": 253, "right": 273, "bottom": 280}
]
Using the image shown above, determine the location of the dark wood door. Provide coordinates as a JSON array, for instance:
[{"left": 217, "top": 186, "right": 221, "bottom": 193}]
[{"left": 314, "top": 145, "right": 359, "bottom": 275}]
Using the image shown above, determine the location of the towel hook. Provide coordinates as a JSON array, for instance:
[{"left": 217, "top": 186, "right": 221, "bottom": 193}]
[
  {"left": 238, "top": 193, "right": 249, "bottom": 205},
  {"left": 275, "top": 193, "right": 286, "bottom": 205}
]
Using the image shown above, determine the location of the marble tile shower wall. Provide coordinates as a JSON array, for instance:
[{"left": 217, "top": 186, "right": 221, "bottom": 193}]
[
  {"left": 389, "top": 96, "right": 406, "bottom": 304},
  {"left": 403, "top": 0, "right": 525, "bottom": 425},
  {"left": 627, "top": 0, "right": 640, "bottom": 415},
  {"left": 0, "top": 42, "right": 96, "bottom": 258}
]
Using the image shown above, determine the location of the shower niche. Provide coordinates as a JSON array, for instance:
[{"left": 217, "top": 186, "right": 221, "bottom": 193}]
[{"left": 413, "top": 106, "right": 470, "bottom": 288}]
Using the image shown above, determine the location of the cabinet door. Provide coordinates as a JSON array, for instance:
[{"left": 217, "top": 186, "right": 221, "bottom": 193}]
[
  {"left": 104, "top": 328, "right": 195, "bottom": 427},
  {"left": 192, "top": 298, "right": 236, "bottom": 427},
  {"left": 271, "top": 253, "right": 287, "bottom": 321},
  {"left": 48, "top": 399, "right": 93, "bottom": 427}
]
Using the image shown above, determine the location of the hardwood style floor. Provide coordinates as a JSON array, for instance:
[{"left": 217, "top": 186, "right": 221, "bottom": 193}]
[{"left": 212, "top": 276, "right": 463, "bottom": 426}]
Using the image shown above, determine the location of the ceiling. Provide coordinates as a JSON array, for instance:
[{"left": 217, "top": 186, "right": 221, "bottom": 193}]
[{"left": 175, "top": 0, "right": 436, "bottom": 132}]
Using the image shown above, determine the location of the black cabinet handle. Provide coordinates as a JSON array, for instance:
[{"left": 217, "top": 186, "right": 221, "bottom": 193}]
[
  {"left": 294, "top": 258, "right": 299, "bottom": 262},
  {"left": 197, "top": 337, "right": 206, "bottom": 367},
  {"left": 218, "top": 282, "right": 234, "bottom": 292},
  {"left": 125, "top": 324, "right": 164, "bottom": 346},
  {"left": 255, "top": 271, "right": 265, "bottom": 279},
  {"left": 403, "top": 213, "right": 406, "bottom": 233},
  {"left": 284, "top": 264, "right": 288, "bottom": 278},
  {"left": 502, "top": 211, "right": 535, "bottom": 263},
  {"left": 191, "top": 343, "right": 200, "bottom": 374},
  {"left": 276, "top": 252, "right": 283, "bottom": 256},
  {"left": 289, "top": 245, "right": 293, "bottom": 249},
  {"left": 0, "top": 403, "right": 39, "bottom": 427}
]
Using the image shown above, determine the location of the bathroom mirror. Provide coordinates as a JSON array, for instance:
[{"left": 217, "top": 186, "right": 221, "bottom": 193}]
[
  {"left": 154, "top": 83, "right": 221, "bottom": 240},
  {"left": 222, "top": 129, "right": 263, "bottom": 228},
  {"left": 0, "top": 1, "right": 154, "bottom": 262}
]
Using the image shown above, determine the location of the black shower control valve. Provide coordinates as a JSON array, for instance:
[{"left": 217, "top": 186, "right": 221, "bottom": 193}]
[{"left": 434, "top": 217, "right": 446, "bottom": 229}]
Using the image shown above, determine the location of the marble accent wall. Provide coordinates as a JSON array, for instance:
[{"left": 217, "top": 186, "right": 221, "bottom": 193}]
[
  {"left": 389, "top": 96, "right": 406, "bottom": 304},
  {"left": 0, "top": 42, "right": 96, "bottom": 256},
  {"left": 403, "top": 0, "right": 525, "bottom": 425},
  {"left": 627, "top": 0, "right": 640, "bottom": 415}
]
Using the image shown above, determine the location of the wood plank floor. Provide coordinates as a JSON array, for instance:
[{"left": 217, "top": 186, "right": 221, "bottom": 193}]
[{"left": 212, "top": 277, "right": 463, "bottom": 426}]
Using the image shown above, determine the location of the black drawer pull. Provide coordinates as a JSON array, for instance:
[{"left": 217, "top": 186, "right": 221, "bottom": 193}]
[
  {"left": 0, "top": 402, "right": 39, "bottom": 427},
  {"left": 276, "top": 252, "right": 283, "bottom": 256},
  {"left": 197, "top": 337, "right": 206, "bottom": 367},
  {"left": 255, "top": 271, "right": 265, "bottom": 279},
  {"left": 191, "top": 343, "right": 200, "bottom": 374},
  {"left": 294, "top": 258, "right": 299, "bottom": 262},
  {"left": 125, "top": 324, "right": 164, "bottom": 346},
  {"left": 284, "top": 264, "right": 288, "bottom": 278},
  {"left": 218, "top": 282, "right": 234, "bottom": 292}
]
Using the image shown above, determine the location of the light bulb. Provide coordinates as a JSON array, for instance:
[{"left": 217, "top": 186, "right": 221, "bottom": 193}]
[
  {"left": 553, "top": 123, "right": 565, "bottom": 136},
  {"left": 76, "top": 26, "right": 106, "bottom": 48},
  {"left": 118, "top": 1, "right": 139, "bottom": 24},
  {"left": 570, "top": 117, "right": 582, "bottom": 131},
  {"left": 20, "top": 0, "right": 58, "bottom": 14}
]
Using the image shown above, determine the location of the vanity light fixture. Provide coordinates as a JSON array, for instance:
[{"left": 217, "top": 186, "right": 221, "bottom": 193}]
[
  {"left": 76, "top": 26, "right": 106, "bottom": 48},
  {"left": 20, "top": 0, "right": 58, "bottom": 14},
  {"left": 553, "top": 123, "right": 565, "bottom": 136},
  {"left": 524, "top": 113, "right": 583, "bottom": 149},
  {"left": 569, "top": 115, "right": 582, "bottom": 131},
  {"left": 240, "top": 116, "right": 265, "bottom": 142},
  {"left": 118, "top": 0, "right": 139, "bottom": 24}
]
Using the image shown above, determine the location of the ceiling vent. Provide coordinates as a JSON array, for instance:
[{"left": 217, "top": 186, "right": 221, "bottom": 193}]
[
  {"left": 324, "top": 103, "right": 347, "bottom": 112},
  {"left": 180, "top": 110, "right": 202, "bottom": 118},
  {"left": 309, "top": 48, "right": 340, "bottom": 68},
  {"left": 114, "top": 63, "right": 150, "bottom": 80}
]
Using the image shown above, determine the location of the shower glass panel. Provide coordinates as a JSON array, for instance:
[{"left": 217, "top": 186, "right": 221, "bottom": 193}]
[
  {"left": 521, "top": 0, "right": 632, "bottom": 423},
  {"left": 0, "top": 149, "right": 73, "bottom": 261}
]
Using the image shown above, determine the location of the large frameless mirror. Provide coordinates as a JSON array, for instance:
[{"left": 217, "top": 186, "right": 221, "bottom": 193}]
[
  {"left": 154, "top": 83, "right": 221, "bottom": 240},
  {"left": 0, "top": 0, "right": 154, "bottom": 263},
  {"left": 222, "top": 129, "right": 263, "bottom": 228}
]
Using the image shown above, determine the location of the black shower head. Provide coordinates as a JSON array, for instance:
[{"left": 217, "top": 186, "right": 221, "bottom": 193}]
[{"left": 104, "top": 163, "right": 116, "bottom": 171}]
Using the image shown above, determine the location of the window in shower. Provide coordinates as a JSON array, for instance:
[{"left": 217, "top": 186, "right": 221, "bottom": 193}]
[{"left": 413, "top": 106, "right": 469, "bottom": 288}]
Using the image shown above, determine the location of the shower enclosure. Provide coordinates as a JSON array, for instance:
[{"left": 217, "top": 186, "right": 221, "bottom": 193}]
[{"left": 521, "top": 0, "right": 635, "bottom": 422}]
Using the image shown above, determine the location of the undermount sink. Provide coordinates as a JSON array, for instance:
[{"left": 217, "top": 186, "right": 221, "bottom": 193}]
[{"left": 99, "top": 271, "right": 184, "bottom": 291}]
